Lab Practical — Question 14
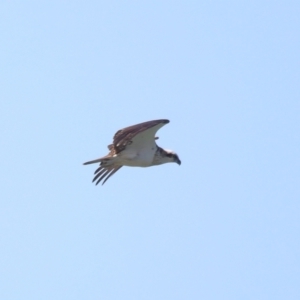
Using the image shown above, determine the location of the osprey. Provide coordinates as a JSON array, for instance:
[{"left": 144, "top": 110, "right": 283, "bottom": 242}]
[{"left": 83, "top": 119, "right": 181, "bottom": 185}]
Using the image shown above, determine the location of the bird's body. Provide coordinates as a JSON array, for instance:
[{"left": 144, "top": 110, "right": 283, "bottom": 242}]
[{"left": 83, "top": 119, "right": 181, "bottom": 185}]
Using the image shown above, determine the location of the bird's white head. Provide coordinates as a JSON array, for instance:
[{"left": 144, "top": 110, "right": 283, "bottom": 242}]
[{"left": 162, "top": 149, "right": 181, "bottom": 165}]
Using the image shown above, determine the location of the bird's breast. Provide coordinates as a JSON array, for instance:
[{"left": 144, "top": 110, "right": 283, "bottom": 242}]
[{"left": 120, "top": 147, "right": 156, "bottom": 167}]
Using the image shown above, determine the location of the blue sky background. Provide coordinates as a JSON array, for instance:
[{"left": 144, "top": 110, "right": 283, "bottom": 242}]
[{"left": 1, "top": 1, "right": 299, "bottom": 299}]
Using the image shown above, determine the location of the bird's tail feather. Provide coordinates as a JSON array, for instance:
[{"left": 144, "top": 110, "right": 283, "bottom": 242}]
[
  {"left": 83, "top": 158, "right": 103, "bottom": 165},
  {"left": 83, "top": 156, "right": 117, "bottom": 166}
]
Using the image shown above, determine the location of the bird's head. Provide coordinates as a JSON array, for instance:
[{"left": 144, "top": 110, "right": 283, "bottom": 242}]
[{"left": 164, "top": 149, "right": 181, "bottom": 165}]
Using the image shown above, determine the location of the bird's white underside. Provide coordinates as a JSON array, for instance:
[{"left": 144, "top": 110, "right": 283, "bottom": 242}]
[{"left": 116, "top": 146, "right": 157, "bottom": 167}]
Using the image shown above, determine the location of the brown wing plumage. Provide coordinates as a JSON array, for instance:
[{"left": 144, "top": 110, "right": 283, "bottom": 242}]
[{"left": 112, "top": 119, "right": 169, "bottom": 153}]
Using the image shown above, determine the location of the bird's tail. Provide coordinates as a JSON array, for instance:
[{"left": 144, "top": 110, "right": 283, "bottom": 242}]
[
  {"left": 83, "top": 156, "right": 117, "bottom": 167},
  {"left": 83, "top": 158, "right": 103, "bottom": 165}
]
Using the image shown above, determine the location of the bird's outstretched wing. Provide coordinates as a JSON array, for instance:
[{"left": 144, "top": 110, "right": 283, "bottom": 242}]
[{"left": 112, "top": 119, "right": 169, "bottom": 153}]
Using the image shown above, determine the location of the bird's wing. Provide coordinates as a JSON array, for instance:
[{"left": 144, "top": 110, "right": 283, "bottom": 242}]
[{"left": 112, "top": 119, "right": 169, "bottom": 153}]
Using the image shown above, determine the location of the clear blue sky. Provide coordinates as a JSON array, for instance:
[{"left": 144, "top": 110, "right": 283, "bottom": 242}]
[{"left": 1, "top": 1, "right": 299, "bottom": 299}]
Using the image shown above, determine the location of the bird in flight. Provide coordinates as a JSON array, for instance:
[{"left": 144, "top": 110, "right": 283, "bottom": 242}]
[{"left": 83, "top": 119, "right": 181, "bottom": 185}]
